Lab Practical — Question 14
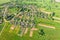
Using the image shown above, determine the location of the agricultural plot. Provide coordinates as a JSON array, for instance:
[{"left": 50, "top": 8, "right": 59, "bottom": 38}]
[{"left": 0, "top": 0, "right": 60, "bottom": 40}]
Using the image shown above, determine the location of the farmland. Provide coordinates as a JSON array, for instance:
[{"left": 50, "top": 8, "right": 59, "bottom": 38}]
[{"left": 0, "top": 0, "right": 60, "bottom": 40}]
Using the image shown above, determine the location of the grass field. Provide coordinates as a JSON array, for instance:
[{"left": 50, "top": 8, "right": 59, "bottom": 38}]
[
  {"left": 0, "top": 0, "right": 10, "bottom": 4},
  {"left": 0, "top": 0, "right": 60, "bottom": 40}
]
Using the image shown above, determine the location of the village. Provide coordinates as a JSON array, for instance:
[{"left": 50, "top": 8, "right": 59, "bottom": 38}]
[
  {"left": 0, "top": 0, "right": 60, "bottom": 40},
  {"left": 0, "top": 0, "right": 56, "bottom": 37}
]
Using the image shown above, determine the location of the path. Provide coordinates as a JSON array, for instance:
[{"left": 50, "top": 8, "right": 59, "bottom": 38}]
[
  {"left": 55, "top": 0, "right": 60, "bottom": 2},
  {"left": 38, "top": 24, "right": 55, "bottom": 29},
  {"left": 24, "top": 28, "right": 28, "bottom": 35},
  {"left": 53, "top": 17, "right": 60, "bottom": 23},
  {"left": 10, "top": 25, "right": 15, "bottom": 30},
  {"left": 30, "top": 28, "right": 38, "bottom": 37},
  {"left": 0, "top": 23, "right": 6, "bottom": 36},
  {"left": 53, "top": 17, "right": 60, "bottom": 21},
  {"left": 3, "top": 5, "right": 10, "bottom": 22},
  {"left": 54, "top": 20, "right": 60, "bottom": 23}
]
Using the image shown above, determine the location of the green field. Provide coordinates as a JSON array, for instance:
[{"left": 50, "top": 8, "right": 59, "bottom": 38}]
[
  {"left": 0, "top": 0, "right": 10, "bottom": 4},
  {"left": 0, "top": 0, "right": 60, "bottom": 40}
]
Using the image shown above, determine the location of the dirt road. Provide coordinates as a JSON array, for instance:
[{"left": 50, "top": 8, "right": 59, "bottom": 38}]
[{"left": 38, "top": 24, "right": 55, "bottom": 29}]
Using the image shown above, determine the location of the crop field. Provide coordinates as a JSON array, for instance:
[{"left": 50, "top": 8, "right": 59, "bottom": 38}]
[{"left": 0, "top": 0, "right": 60, "bottom": 40}]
